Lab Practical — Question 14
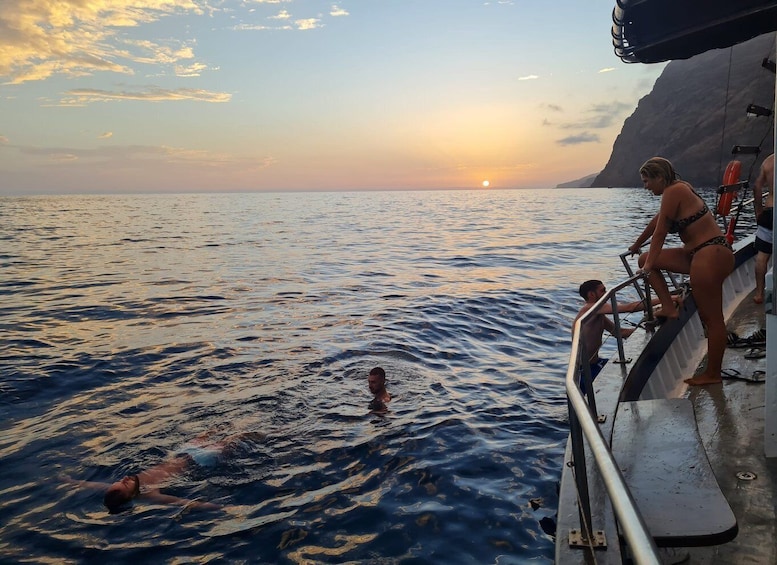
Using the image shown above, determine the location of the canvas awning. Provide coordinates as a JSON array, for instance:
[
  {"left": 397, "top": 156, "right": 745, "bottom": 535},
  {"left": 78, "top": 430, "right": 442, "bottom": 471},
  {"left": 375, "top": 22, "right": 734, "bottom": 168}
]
[{"left": 612, "top": 0, "right": 777, "bottom": 63}]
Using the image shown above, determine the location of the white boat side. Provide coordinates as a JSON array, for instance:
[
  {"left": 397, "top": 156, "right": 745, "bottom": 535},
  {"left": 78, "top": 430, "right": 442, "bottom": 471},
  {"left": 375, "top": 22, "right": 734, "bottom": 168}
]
[{"left": 555, "top": 237, "right": 777, "bottom": 564}]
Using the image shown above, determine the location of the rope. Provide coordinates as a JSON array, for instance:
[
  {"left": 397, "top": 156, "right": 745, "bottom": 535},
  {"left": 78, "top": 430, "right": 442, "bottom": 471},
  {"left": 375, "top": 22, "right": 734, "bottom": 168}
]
[
  {"left": 716, "top": 47, "right": 735, "bottom": 183},
  {"left": 568, "top": 463, "right": 602, "bottom": 562}
]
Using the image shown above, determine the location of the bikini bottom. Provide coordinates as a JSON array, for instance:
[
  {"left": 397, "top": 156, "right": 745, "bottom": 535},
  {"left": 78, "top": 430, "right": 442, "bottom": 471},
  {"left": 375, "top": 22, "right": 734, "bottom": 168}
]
[{"left": 689, "top": 235, "right": 732, "bottom": 258}]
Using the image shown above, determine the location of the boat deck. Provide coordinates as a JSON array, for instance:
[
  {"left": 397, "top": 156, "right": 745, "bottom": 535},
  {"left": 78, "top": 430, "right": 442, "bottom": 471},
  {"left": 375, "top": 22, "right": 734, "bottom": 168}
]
[
  {"left": 555, "top": 249, "right": 777, "bottom": 564},
  {"left": 686, "top": 293, "right": 777, "bottom": 564}
]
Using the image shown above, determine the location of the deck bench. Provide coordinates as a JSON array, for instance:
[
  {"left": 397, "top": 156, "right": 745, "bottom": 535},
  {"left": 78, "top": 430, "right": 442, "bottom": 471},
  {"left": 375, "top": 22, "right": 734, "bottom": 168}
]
[{"left": 610, "top": 398, "right": 738, "bottom": 547}]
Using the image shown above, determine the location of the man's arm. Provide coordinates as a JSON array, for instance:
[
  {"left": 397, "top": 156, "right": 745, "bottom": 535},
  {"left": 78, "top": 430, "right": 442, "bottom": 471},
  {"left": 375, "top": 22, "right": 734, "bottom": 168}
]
[
  {"left": 142, "top": 490, "right": 222, "bottom": 510},
  {"left": 596, "top": 296, "right": 658, "bottom": 316},
  {"left": 601, "top": 315, "right": 635, "bottom": 339},
  {"left": 754, "top": 160, "right": 769, "bottom": 218},
  {"left": 60, "top": 475, "right": 113, "bottom": 490}
]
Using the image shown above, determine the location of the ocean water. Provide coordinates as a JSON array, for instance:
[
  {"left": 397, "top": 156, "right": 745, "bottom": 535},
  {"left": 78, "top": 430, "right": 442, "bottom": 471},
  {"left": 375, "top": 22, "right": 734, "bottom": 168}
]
[{"left": 0, "top": 187, "right": 741, "bottom": 564}]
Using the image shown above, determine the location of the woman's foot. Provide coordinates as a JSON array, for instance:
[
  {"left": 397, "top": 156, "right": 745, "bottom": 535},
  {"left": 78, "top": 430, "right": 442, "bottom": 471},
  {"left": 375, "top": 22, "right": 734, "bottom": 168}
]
[
  {"left": 684, "top": 373, "right": 722, "bottom": 386},
  {"left": 653, "top": 303, "right": 680, "bottom": 320},
  {"left": 754, "top": 293, "right": 764, "bottom": 304},
  {"left": 671, "top": 293, "right": 685, "bottom": 310}
]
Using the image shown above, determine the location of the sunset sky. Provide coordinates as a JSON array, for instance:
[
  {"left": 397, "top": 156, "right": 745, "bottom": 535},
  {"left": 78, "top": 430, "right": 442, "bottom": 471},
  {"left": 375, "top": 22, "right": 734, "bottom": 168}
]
[{"left": 0, "top": 0, "right": 666, "bottom": 195}]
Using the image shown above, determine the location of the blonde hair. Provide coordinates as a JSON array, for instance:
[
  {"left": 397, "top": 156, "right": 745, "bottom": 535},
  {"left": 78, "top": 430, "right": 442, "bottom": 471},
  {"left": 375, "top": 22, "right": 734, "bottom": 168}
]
[{"left": 639, "top": 157, "right": 679, "bottom": 185}]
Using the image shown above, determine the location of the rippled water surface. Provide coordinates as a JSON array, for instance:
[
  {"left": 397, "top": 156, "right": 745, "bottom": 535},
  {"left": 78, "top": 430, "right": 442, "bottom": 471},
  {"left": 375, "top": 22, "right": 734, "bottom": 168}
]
[{"left": 0, "top": 188, "right": 736, "bottom": 563}]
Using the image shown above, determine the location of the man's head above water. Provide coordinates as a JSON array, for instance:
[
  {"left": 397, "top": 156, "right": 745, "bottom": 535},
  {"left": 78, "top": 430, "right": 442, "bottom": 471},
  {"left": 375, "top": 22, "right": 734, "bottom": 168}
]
[{"left": 103, "top": 474, "right": 140, "bottom": 513}]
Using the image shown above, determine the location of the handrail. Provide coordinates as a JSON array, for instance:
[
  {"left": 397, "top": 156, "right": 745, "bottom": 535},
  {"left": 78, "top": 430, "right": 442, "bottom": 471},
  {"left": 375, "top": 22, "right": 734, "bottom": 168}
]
[
  {"left": 620, "top": 244, "right": 686, "bottom": 304},
  {"left": 566, "top": 273, "right": 661, "bottom": 564}
]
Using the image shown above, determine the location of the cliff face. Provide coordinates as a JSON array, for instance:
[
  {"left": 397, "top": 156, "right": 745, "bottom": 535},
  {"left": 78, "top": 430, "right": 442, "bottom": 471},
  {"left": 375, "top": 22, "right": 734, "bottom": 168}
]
[
  {"left": 556, "top": 173, "right": 598, "bottom": 188},
  {"left": 592, "top": 33, "right": 775, "bottom": 188}
]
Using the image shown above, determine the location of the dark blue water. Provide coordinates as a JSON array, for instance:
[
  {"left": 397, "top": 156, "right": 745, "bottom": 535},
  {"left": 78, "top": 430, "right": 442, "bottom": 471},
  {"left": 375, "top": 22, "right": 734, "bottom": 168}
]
[{"left": 0, "top": 188, "right": 740, "bottom": 563}]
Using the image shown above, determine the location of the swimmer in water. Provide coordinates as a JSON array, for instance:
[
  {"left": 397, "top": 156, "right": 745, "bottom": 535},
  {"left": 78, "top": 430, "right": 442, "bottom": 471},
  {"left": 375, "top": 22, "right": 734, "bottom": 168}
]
[
  {"left": 66, "top": 431, "right": 264, "bottom": 513},
  {"left": 368, "top": 366, "right": 391, "bottom": 412}
]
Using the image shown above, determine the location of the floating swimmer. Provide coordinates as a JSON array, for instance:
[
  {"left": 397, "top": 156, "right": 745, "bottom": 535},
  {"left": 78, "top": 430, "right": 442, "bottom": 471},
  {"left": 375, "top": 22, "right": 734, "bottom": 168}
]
[{"left": 66, "top": 431, "right": 264, "bottom": 513}]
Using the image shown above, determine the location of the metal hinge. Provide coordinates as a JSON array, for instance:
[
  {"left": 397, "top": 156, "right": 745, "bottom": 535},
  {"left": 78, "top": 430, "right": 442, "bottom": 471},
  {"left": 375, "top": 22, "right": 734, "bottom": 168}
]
[{"left": 568, "top": 529, "right": 607, "bottom": 549}]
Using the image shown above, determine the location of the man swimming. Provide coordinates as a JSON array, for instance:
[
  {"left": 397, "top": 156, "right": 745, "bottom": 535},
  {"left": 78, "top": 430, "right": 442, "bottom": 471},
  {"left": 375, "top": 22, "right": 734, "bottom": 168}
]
[
  {"left": 67, "top": 431, "right": 264, "bottom": 513},
  {"left": 367, "top": 366, "right": 391, "bottom": 412}
]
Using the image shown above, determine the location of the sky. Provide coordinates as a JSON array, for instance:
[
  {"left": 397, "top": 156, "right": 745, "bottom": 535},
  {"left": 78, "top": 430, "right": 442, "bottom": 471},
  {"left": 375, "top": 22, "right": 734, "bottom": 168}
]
[{"left": 0, "top": 0, "right": 667, "bottom": 195}]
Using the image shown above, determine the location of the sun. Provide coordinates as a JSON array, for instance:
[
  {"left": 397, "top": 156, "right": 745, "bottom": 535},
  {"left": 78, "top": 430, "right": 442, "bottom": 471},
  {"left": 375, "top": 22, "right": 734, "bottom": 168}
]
[{"left": 482, "top": 180, "right": 490, "bottom": 188}]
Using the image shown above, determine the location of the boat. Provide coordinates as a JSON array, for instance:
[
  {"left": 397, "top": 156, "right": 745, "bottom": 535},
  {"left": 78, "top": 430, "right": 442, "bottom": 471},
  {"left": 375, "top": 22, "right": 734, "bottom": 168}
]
[{"left": 556, "top": 2, "right": 777, "bottom": 563}]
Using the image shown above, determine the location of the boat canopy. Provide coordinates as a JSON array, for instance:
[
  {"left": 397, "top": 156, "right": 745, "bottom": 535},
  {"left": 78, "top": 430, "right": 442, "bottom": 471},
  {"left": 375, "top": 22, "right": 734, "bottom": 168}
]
[{"left": 612, "top": 0, "right": 777, "bottom": 63}]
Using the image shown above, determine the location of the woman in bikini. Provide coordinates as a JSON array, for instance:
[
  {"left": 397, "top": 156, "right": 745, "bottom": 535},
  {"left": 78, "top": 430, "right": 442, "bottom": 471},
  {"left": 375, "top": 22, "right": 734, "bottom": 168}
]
[{"left": 628, "top": 157, "right": 734, "bottom": 386}]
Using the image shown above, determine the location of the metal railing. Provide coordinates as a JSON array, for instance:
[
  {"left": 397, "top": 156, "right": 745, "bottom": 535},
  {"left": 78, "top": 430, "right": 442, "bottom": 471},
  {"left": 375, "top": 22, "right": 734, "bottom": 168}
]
[{"left": 566, "top": 272, "right": 661, "bottom": 564}]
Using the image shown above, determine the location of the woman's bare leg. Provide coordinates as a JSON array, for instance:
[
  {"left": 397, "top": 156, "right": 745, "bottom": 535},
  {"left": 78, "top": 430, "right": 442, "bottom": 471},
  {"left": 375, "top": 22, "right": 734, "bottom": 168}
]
[
  {"left": 684, "top": 245, "right": 735, "bottom": 385},
  {"left": 638, "top": 248, "right": 691, "bottom": 317}
]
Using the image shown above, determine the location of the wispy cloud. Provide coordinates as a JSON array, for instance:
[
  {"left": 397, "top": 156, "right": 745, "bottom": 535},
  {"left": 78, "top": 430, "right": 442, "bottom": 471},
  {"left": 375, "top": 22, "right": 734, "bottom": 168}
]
[
  {"left": 0, "top": 0, "right": 207, "bottom": 84},
  {"left": 233, "top": 24, "right": 284, "bottom": 31},
  {"left": 518, "top": 74, "right": 539, "bottom": 81},
  {"left": 556, "top": 132, "right": 600, "bottom": 146},
  {"left": 175, "top": 62, "right": 211, "bottom": 78},
  {"left": 55, "top": 87, "right": 232, "bottom": 106},
  {"left": 234, "top": 15, "right": 324, "bottom": 31},
  {"left": 2, "top": 1, "right": 345, "bottom": 83},
  {"left": 558, "top": 101, "right": 632, "bottom": 129},
  {"left": 269, "top": 10, "right": 292, "bottom": 20},
  {"left": 598, "top": 67, "right": 616, "bottom": 73},
  {"left": 8, "top": 141, "right": 277, "bottom": 170},
  {"left": 98, "top": 132, "right": 113, "bottom": 139}
]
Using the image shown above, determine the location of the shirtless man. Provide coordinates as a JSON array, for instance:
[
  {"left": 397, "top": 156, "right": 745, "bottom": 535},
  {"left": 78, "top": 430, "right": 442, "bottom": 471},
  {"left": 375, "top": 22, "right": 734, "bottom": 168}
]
[
  {"left": 367, "top": 367, "right": 391, "bottom": 412},
  {"left": 66, "top": 431, "right": 263, "bottom": 513},
  {"left": 753, "top": 153, "right": 774, "bottom": 304},
  {"left": 574, "top": 280, "right": 659, "bottom": 380}
]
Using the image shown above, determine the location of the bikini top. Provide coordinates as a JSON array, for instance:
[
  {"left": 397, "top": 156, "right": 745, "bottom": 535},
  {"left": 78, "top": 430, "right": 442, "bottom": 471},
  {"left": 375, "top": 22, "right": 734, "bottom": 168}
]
[{"left": 667, "top": 190, "right": 709, "bottom": 234}]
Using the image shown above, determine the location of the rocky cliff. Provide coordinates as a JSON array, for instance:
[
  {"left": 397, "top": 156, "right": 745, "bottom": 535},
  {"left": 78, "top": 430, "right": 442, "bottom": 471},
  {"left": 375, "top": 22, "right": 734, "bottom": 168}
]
[
  {"left": 592, "top": 33, "right": 775, "bottom": 188},
  {"left": 556, "top": 173, "right": 598, "bottom": 188}
]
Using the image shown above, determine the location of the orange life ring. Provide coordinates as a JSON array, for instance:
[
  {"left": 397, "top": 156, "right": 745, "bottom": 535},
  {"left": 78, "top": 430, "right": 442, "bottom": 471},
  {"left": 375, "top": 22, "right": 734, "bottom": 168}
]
[{"left": 717, "top": 160, "right": 741, "bottom": 216}]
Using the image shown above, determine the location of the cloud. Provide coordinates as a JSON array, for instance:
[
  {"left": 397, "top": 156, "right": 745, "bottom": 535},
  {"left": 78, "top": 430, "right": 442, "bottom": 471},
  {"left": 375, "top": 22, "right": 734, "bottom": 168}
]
[
  {"left": 50, "top": 153, "right": 80, "bottom": 162},
  {"left": 2, "top": 1, "right": 349, "bottom": 83},
  {"left": 598, "top": 67, "right": 616, "bottom": 73},
  {"left": 233, "top": 23, "right": 289, "bottom": 31},
  {"left": 235, "top": 13, "right": 324, "bottom": 31},
  {"left": 330, "top": 5, "right": 349, "bottom": 16},
  {"left": 175, "top": 61, "right": 211, "bottom": 77},
  {"left": 518, "top": 74, "right": 539, "bottom": 81},
  {"left": 0, "top": 0, "right": 207, "bottom": 84},
  {"left": 0, "top": 135, "right": 9, "bottom": 144},
  {"left": 55, "top": 87, "right": 232, "bottom": 106},
  {"left": 558, "top": 101, "right": 633, "bottom": 129},
  {"left": 269, "top": 10, "right": 292, "bottom": 20},
  {"left": 556, "top": 132, "right": 600, "bottom": 146},
  {"left": 544, "top": 104, "right": 563, "bottom": 112},
  {"left": 295, "top": 18, "right": 323, "bottom": 30},
  {"left": 9, "top": 141, "right": 277, "bottom": 170},
  {"left": 98, "top": 132, "right": 113, "bottom": 139}
]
